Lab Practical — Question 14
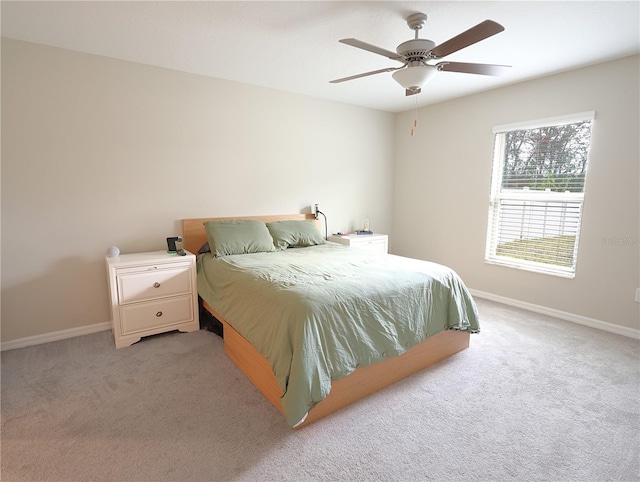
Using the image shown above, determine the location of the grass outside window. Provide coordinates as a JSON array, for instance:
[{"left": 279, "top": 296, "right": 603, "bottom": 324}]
[{"left": 496, "top": 235, "right": 576, "bottom": 268}]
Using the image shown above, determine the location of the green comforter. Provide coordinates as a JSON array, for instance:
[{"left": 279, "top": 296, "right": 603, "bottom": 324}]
[{"left": 197, "top": 243, "right": 479, "bottom": 426}]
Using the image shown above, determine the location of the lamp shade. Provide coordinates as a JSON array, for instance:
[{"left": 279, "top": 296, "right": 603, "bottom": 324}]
[{"left": 392, "top": 65, "right": 437, "bottom": 90}]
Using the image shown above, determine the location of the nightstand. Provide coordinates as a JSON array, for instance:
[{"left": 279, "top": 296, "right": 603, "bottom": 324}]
[
  {"left": 328, "top": 233, "right": 389, "bottom": 254},
  {"left": 106, "top": 251, "right": 199, "bottom": 348}
]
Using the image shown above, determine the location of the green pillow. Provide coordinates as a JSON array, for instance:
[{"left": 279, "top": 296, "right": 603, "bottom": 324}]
[
  {"left": 266, "top": 220, "right": 325, "bottom": 250},
  {"left": 204, "top": 220, "right": 276, "bottom": 257}
]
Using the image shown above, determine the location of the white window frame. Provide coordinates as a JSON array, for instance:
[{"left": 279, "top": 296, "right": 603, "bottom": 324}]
[{"left": 485, "top": 111, "right": 595, "bottom": 278}]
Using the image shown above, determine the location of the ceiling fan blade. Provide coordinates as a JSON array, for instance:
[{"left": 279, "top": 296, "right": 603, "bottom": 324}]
[
  {"left": 339, "top": 38, "right": 404, "bottom": 62},
  {"left": 430, "top": 20, "right": 505, "bottom": 59},
  {"left": 330, "top": 66, "right": 405, "bottom": 84},
  {"left": 437, "top": 62, "right": 510, "bottom": 76}
]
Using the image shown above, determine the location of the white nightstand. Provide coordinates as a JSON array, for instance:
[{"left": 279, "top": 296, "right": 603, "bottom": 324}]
[
  {"left": 106, "top": 251, "right": 199, "bottom": 348},
  {"left": 328, "top": 233, "right": 389, "bottom": 254}
]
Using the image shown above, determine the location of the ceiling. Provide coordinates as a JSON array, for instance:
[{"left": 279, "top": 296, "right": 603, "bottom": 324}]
[{"left": 2, "top": 1, "right": 639, "bottom": 113}]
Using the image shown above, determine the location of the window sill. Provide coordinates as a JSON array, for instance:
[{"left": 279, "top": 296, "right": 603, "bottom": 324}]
[{"left": 484, "top": 257, "right": 576, "bottom": 279}]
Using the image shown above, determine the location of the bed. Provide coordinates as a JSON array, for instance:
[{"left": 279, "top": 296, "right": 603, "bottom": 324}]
[{"left": 183, "top": 214, "right": 479, "bottom": 428}]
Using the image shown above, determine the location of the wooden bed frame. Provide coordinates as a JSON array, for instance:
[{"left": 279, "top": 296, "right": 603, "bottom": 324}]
[{"left": 182, "top": 214, "right": 470, "bottom": 428}]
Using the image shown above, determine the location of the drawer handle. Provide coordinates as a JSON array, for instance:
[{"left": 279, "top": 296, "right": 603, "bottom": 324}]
[
  {"left": 156, "top": 311, "right": 163, "bottom": 317},
  {"left": 153, "top": 282, "right": 161, "bottom": 288}
]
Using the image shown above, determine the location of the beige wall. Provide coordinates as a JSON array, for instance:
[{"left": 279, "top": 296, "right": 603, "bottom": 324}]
[
  {"left": 1, "top": 39, "right": 395, "bottom": 342},
  {"left": 393, "top": 55, "right": 640, "bottom": 331},
  {"left": 3, "top": 38, "right": 638, "bottom": 344}
]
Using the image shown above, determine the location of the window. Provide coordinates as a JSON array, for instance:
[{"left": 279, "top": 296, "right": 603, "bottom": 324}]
[{"left": 485, "top": 112, "right": 595, "bottom": 278}]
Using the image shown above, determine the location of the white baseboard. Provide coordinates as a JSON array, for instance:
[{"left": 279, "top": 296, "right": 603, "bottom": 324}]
[
  {"left": 470, "top": 289, "right": 640, "bottom": 340},
  {"left": 1, "top": 321, "right": 112, "bottom": 352}
]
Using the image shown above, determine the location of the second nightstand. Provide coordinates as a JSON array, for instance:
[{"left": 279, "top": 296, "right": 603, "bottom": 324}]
[{"left": 328, "top": 233, "right": 389, "bottom": 254}]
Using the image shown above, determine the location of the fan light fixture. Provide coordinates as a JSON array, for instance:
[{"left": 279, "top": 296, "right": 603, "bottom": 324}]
[{"left": 392, "top": 65, "right": 437, "bottom": 91}]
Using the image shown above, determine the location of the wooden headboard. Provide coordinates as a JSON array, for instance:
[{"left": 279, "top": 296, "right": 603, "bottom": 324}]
[{"left": 182, "top": 214, "right": 318, "bottom": 255}]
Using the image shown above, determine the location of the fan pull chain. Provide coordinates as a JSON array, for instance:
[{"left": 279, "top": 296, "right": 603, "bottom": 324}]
[{"left": 410, "top": 93, "right": 418, "bottom": 136}]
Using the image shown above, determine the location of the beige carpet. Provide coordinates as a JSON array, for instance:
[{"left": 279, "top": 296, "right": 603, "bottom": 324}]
[{"left": 1, "top": 298, "right": 638, "bottom": 481}]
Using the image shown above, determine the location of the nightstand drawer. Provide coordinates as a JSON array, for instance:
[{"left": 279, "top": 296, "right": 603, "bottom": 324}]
[
  {"left": 329, "top": 234, "right": 388, "bottom": 254},
  {"left": 117, "top": 264, "right": 192, "bottom": 304},
  {"left": 353, "top": 238, "right": 387, "bottom": 253},
  {"left": 120, "top": 295, "right": 194, "bottom": 335}
]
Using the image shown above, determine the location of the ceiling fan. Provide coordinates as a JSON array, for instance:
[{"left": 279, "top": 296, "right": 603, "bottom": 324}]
[{"left": 330, "top": 13, "right": 510, "bottom": 96}]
